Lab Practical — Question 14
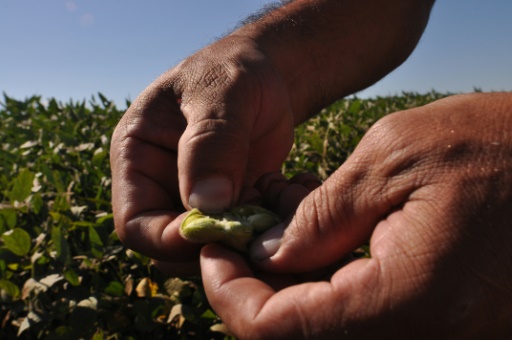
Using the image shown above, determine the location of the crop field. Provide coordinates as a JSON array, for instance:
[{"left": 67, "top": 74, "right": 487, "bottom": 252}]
[{"left": 0, "top": 91, "right": 448, "bottom": 339}]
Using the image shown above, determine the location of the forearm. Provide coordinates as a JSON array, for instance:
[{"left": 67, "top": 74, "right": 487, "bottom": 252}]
[{"left": 236, "top": 0, "right": 435, "bottom": 123}]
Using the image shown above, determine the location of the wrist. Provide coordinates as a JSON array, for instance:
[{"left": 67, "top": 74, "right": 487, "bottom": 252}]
[{"left": 234, "top": 0, "right": 435, "bottom": 123}]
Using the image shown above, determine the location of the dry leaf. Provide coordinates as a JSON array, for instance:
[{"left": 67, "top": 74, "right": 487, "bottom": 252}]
[
  {"left": 167, "top": 304, "right": 185, "bottom": 328},
  {"left": 210, "top": 323, "right": 233, "bottom": 336},
  {"left": 39, "top": 274, "right": 63, "bottom": 287},
  {"left": 124, "top": 275, "right": 134, "bottom": 296},
  {"left": 135, "top": 277, "right": 158, "bottom": 298},
  {"left": 22, "top": 278, "right": 47, "bottom": 299}
]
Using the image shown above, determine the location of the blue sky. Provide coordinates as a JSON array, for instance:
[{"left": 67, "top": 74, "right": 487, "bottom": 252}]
[{"left": 1, "top": 1, "right": 511, "bottom": 108}]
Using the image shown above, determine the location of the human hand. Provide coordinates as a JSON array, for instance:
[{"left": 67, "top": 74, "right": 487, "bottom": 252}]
[
  {"left": 110, "top": 35, "right": 295, "bottom": 275},
  {"left": 200, "top": 93, "right": 512, "bottom": 338}
]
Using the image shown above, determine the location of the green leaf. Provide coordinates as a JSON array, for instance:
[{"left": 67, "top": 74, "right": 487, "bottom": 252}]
[
  {"left": 52, "top": 195, "right": 70, "bottom": 212},
  {"left": 51, "top": 225, "right": 71, "bottom": 265},
  {"left": 0, "top": 208, "right": 18, "bottom": 229},
  {"left": 98, "top": 92, "right": 110, "bottom": 108},
  {"left": 73, "top": 221, "right": 96, "bottom": 228},
  {"left": 104, "top": 281, "right": 124, "bottom": 297},
  {"left": 201, "top": 309, "right": 218, "bottom": 319},
  {"left": 92, "top": 329, "right": 105, "bottom": 340},
  {"left": 89, "top": 226, "right": 104, "bottom": 258},
  {"left": 8, "top": 169, "right": 34, "bottom": 203},
  {"left": 64, "top": 268, "right": 81, "bottom": 286},
  {"left": 0, "top": 258, "right": 5, "bottom": 276},
  {"left": 96, "top": 213, "right": 113, "bottom": 224},
  {"left": 89, "top": 226, "right": 103, "bottom": 245},
  {"left": 31, "top": 193, "right": 44, "bottom": 214},
  {"left": 50, "top": 170, "right": 66, "bottom": 193},
  {"left": 92, "top": 147, "right": 107, "bottom": 166},
  {"left": 0, "top": 279, "right": 21, "bottom": 299},
  {"left": 2, "top": 228, "right": 32, "bottom": 256}
]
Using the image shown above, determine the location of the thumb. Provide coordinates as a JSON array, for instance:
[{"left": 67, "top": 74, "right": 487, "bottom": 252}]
[
  {"left": 176, "top": 85, "right": 292, "bottom": 213},
  {"left": 178, "top": 112, "right": 250, "bottom": 213},
  {"left": 250, "top": 143, "right": 414, "bottom": 273},
  {"left": 171, "top": 47, "right": 295, "bottom": 214}
]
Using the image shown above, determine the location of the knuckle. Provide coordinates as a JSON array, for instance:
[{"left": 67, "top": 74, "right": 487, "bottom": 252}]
[
  {"left": 200, "top": 62, "right": 233, "bottom": 89},
  {"left": 177, "top": 55, "right": 258, "bottom": 112},
  {"left": 184, "top": 58, "right": 241, "bottom": 93},
  {"left": 113, "top": 216, "right": 148, "bottom": 255},
  {"left": 292, "top": 184, "right": 342, "bottom": 242},
  {"left": 114, "top": 222, "right": 135, "bottom": 249},
  {"left": 184, "top": 117, "right": 244, "bottom": 147},
  {"left": 312, "top": 184, "right": 344, "bottom": 235},
  {"left": 113, "top": 216, "right": 140, "bottom": 250},
  {"left": 180, "top": 117, "right": 248, "bottom": 169}
]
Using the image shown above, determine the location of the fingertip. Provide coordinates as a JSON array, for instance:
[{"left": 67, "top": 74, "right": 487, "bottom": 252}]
[
  {"left": 250, "top": 223, "right": 285, "bottom": 262},
  {"left": 188, "top": 177, "right": 234, "bottom": 213}
]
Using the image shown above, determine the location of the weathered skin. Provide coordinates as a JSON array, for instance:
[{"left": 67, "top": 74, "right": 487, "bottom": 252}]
[{"left": 180, "top": 205, "right": 281, "bottom": 252}]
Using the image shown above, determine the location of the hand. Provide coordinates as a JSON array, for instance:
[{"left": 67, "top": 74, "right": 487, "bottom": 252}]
[
  {"left": 200, "top": 93, "right": 512, "bottom": 338},
  {"left": 110, "top": 35, "right": 294, "bottom": 275}
]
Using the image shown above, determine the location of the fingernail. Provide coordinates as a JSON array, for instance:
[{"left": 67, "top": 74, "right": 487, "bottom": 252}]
[
  {"left": 250, "top": 223, "right": 285, "bottom": 261},
  {"left": 189, "top": 177, "right": 233, "bottom": 213}
]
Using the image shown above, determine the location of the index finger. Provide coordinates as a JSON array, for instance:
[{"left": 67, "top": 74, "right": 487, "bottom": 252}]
[{"left": 110, "top": 86, "right": 201, "bottom": 261}]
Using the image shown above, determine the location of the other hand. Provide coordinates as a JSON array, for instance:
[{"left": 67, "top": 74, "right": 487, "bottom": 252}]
[{"left": 201, "top": 93, "right": 512, "bottom": 339}]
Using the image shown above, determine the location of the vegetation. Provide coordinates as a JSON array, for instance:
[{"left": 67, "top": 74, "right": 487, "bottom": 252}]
[{"left": 0, "top": 91, "right": 448, "bottom": 339}]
